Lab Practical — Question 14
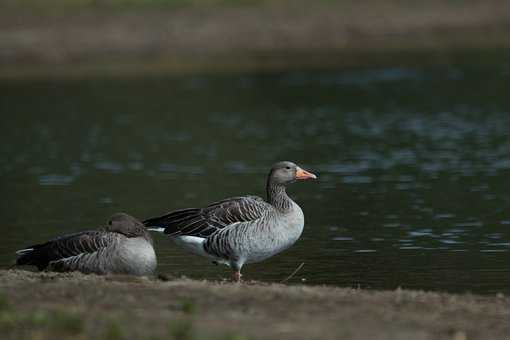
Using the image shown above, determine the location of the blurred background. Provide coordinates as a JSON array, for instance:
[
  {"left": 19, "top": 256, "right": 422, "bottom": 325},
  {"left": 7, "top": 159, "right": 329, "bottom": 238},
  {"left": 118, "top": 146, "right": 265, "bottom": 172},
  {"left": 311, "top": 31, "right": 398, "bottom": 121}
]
[{"left": 2, "top": 0, "right": 510, "bottom": 294}]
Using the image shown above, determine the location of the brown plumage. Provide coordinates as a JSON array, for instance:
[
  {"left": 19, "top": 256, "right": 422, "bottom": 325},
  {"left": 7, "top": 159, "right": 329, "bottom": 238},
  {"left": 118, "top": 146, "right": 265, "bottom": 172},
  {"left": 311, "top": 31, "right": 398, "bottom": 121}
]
[{"left": 16, "top": 213, "right": 156, "bottom": 276}]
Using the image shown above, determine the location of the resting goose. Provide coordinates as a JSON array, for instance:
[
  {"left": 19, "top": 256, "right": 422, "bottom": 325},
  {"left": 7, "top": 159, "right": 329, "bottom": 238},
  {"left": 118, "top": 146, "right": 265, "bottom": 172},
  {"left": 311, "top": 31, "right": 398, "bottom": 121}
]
[
  {"left": 16, "top": 213, "right": 157, "bottom": 276},
  {"left": 144, "top": 161, "right": 317, "bottom": 281}
]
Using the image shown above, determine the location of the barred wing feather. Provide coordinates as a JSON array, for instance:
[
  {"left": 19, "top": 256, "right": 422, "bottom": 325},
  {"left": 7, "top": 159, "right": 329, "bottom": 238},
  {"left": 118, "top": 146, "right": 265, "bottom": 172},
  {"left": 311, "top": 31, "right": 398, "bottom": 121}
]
[{"left": 143, "top": 196, "right": 270, "bottom": 237}]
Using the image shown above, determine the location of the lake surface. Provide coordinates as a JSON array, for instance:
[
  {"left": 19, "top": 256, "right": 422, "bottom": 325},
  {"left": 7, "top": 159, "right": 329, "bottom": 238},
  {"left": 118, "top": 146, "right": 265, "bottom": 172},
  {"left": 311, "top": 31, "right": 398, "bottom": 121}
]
[{"left": 2, "top": 59, "right": 510, "bottom": 294}]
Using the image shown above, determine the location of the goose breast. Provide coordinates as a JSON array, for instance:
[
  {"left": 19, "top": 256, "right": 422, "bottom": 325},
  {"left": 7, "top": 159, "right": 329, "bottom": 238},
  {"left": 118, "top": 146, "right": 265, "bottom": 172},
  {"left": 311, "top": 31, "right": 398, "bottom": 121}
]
[
  {"left": 205, "top": 202, "right": 305, "bottom": 265},
  {"left": 245, "top": 202, "right": 304, "bottom": 264},
  {"left": 115, "top": 237, "right": 157, "bottom": 276}
]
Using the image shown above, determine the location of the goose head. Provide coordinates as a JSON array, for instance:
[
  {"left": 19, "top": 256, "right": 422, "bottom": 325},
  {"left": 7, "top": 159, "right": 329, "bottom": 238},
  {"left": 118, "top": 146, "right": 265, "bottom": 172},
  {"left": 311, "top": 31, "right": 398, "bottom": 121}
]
[
  {"left": 268, "top": 161, "right": 317, "bottom": 186},
  {"left": 107, "top": 213, "right": 146, "bottom": 237}
]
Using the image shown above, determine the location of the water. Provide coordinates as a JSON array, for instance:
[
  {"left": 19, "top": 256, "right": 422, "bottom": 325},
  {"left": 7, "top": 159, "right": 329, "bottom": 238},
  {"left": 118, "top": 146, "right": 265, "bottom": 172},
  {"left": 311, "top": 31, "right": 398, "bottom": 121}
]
[{"left": 2, "top": 60, "right": 510, "bottom": 294}]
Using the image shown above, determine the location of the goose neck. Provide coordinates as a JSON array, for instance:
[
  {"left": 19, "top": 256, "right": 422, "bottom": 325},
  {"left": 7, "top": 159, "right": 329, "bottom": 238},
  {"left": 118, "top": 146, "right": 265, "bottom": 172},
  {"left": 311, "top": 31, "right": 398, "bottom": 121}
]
[{"left": 266, "top": 181, "right": 293, "bottom": 212}]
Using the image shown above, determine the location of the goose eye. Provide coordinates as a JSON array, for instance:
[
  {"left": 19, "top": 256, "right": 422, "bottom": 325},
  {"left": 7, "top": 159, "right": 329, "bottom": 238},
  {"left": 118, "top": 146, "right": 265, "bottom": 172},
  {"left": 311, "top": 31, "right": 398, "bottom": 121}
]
[{"left": 285, "top": 166, "right": 291, "bottom": 170}]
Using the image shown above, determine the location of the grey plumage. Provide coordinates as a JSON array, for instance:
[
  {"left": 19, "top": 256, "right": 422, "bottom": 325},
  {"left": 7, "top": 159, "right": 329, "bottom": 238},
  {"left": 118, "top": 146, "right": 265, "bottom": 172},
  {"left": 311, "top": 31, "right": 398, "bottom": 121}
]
[
  {"left": 144, "top": 161, "right": 317, "bottom": 281},
  {"left": 16, "top": 213, "right": 157, "bottom": 276},
  {"left": 144, "top": 195, "right": 269, "bottom": 237}
]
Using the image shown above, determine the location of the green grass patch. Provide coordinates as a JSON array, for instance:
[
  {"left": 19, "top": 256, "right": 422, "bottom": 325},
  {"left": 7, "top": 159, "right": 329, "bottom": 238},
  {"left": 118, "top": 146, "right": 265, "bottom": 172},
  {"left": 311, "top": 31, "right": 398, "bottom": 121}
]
[
  {"left": 180, "top": 299, "right": 196, "bottom": 315},
  {"left": 169, "top": 318, "right": 194, "bottom": 340},
  {"left": 29, "top": 310, "right": 83, "bottom": 334},
  {"left": 0, "top": 310, "right": 17, "bottom": 332},
  {"left": 102, "top": 319, "right": 125, "bottom": 340},
  {"left": 0, "top": 292, "right": 10, "bottom": 311},
  {"left": 0, "top": 307, "right": 84, "bottom": 337},
  {"left": 220, "top": 334, "right": 250, "bottom": 340}
]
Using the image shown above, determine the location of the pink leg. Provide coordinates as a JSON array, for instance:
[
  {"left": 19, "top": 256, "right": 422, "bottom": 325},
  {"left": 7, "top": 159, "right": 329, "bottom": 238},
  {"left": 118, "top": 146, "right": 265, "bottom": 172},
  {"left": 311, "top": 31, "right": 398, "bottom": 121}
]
[{"left": 232, "top": 270, "right": 242, "bottom": 282}]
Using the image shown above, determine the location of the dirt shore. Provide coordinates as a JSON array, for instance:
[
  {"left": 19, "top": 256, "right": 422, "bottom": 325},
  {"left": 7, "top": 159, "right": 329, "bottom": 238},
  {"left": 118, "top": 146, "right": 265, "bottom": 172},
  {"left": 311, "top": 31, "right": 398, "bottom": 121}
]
[
  {"left": 0, "top": 270, "right": 509, "bottom": 340},
  {"left": 1, "top": 1, "right": 510, "bottom": 77}
]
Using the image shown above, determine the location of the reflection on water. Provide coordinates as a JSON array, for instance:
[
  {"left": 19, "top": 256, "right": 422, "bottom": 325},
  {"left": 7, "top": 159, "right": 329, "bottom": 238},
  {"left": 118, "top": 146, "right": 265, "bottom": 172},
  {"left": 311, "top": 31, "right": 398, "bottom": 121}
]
[{"left": 2, "top": 61, "right": 510, "bottom": 294}]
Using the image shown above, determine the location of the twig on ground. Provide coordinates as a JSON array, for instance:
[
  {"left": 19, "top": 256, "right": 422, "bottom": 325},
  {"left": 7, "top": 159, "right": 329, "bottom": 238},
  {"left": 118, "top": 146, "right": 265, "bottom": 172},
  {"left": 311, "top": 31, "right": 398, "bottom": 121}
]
[{"left": 281, "top": 262, "right": 305, "bottom": 283}]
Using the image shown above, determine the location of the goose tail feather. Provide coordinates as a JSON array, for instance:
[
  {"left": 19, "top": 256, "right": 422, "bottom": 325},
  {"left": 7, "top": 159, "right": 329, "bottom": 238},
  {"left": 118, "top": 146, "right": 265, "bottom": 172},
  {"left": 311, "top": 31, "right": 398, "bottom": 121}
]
[{"left": 15, "top": 248, "right": 34, "bottom": 256}]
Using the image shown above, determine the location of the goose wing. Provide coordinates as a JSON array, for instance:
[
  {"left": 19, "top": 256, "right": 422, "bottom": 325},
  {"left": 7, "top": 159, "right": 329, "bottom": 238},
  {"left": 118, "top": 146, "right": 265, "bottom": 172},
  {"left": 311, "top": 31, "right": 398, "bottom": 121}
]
[
  {"left": 144, "top": 195, "right": 271, "bottom": 237},
  {"left": 15, "top": 231, "right": 117, "bottom": 270}
]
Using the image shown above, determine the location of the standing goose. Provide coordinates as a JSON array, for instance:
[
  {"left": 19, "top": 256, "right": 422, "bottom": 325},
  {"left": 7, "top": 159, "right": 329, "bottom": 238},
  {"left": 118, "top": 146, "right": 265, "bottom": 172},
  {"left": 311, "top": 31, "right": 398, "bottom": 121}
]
[
  {"left": 16, "top": 213, "right": 157, "bottom": 276},
  {"left": 144, "top": 161, "right": 317, "bottom": 281}
]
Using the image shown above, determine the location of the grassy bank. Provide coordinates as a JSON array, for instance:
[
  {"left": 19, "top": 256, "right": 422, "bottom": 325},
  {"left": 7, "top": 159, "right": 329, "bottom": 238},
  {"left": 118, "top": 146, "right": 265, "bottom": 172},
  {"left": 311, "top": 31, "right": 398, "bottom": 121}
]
[
  {"left": 0, "top": 270, "right": 509, "bottom": 340},
  {"left": 1, "top": 1, "right": 510, "bottom": 77}
]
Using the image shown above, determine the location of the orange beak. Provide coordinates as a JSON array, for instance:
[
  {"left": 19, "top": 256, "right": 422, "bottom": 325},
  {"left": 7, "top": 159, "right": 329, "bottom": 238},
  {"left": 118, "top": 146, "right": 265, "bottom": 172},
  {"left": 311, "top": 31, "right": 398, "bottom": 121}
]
[{"left": 295, "top": 167, "right": 317, "bottom": 180}]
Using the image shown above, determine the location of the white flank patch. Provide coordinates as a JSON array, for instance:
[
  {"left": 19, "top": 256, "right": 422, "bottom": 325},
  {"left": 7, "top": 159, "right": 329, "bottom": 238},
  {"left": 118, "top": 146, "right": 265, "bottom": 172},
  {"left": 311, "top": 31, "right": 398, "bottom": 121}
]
[
  {"left": 147, "top": 227, "right": 166, "bottom": 233},
  {"left": 173, "top": 236, "right": 208, "bottom": 257}
]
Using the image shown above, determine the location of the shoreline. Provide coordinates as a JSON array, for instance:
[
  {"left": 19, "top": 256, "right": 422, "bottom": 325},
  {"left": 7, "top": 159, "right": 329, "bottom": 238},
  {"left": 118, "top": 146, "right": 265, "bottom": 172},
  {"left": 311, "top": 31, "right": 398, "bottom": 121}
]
[
  {"left": 1, "top": 270, "right": 509, "bottom": 339},
  {"left": 2, "top": 1, "right": 510, "bottom": 78},
  {"left": 1, "top": 48, "right": 509, "bottom": 80}
]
